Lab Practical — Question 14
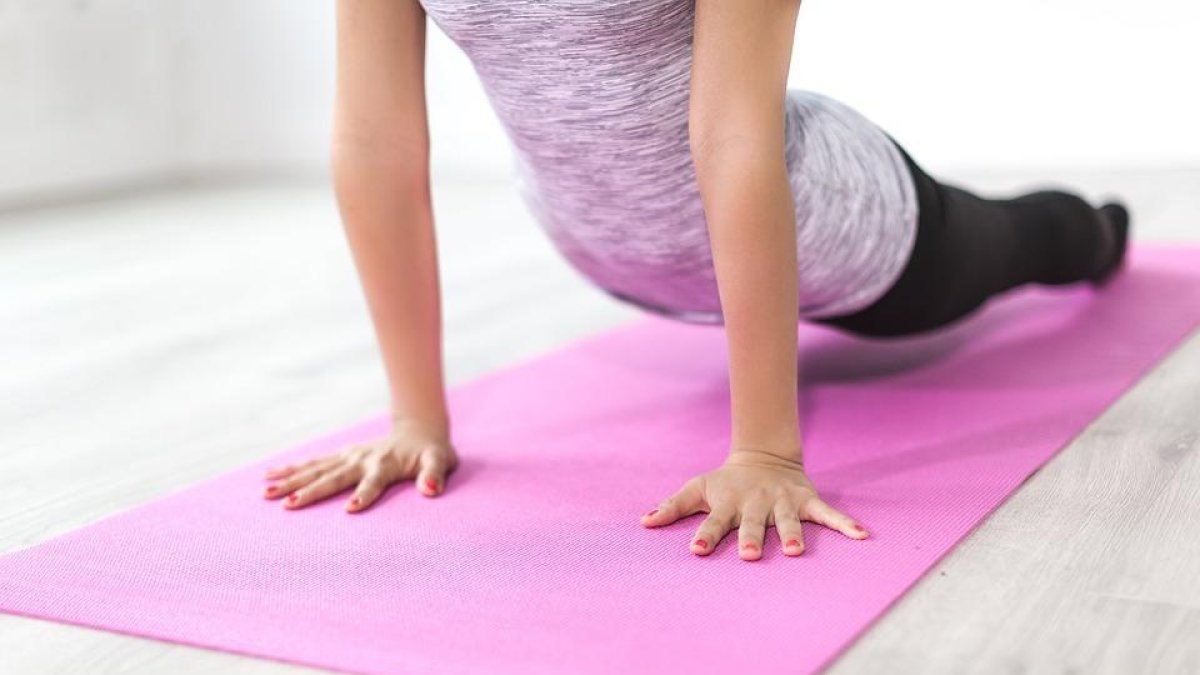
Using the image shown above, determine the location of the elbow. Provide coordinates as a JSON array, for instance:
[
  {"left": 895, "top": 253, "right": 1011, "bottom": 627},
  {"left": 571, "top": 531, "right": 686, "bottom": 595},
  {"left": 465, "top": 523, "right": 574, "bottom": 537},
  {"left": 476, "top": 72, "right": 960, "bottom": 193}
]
[
  {"left": 330, "top": 115, "right": 430, "bottom": 177},
  {"left": 330, "top": 132, "right": 431, "bottom": 193},
  {"left": 689, "top": 122, "right": 746, "bottom": 169},
  {"left": 689, "top": 135, "right": 788, "bottom": 196},
  {"left": 331, "top": 133, "right": 429, "bottom": 172},
  {"left": 689, "top": 122, "right": 786, "bottom": 181}
]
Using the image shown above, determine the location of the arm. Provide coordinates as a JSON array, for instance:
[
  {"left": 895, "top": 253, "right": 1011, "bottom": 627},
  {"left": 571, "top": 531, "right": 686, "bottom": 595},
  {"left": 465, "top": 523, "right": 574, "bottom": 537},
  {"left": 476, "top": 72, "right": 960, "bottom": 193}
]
[
  {"left": 640, "top": 0, "right": 869, "bottom": 559},
  {"left": 261, "top": 0, "right": 458, "bottom": 512},
  {"left": 689, "top": 0, "right": 803, "bottom": 460},
  {"left": 331, "top": 0, "right": 449, "bottom": 435}
]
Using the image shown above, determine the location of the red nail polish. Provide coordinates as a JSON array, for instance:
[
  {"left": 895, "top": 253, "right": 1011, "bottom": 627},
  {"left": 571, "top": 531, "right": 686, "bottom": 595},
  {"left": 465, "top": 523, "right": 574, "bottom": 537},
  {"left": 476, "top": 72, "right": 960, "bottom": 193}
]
[
  {"left": 785, "top": 539, "right": 801, "bottom": 547},
  {"left": 265, "top": 485, "right": 277, "bottom": 494},
  {"left": 742, "top": 542, "right": 759, "bottom": 550},
  {"left": 287, "top": 493, "right": 299, "bottom": 503},
  {"left": 424, "top": 479, "right": 438, "bottom": 491},
  {"left": 645, "top": 509, "right": 659, "bottom": 517},
  {"left": 693, "top": 539, "right": 708, "bottom": 549},
  {"left": 350, "top": 497, "right": 361, "bottom": 507},
  {"left": 853, "top": 523, "right": 866, "bottom": 532}
]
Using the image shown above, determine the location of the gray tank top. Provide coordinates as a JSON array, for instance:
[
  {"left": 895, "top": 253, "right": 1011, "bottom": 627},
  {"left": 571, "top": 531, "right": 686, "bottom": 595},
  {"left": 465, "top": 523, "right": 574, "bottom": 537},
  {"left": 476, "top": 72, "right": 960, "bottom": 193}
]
[{"left": 419, "top": 0, "right": 918, "bottom": 322}]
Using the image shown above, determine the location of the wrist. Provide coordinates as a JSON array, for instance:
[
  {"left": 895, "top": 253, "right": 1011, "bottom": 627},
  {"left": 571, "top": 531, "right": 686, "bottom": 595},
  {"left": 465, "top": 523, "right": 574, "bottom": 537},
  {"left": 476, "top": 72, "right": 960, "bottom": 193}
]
[
  {"left": 390, "top": 410, "right": 451, "bottom": 441},
  {"left": 729, "top": 427, "right": 803, "bottom": 464},
  {"left": 726, "top": 445, "right": 806, "bottom": 472}
]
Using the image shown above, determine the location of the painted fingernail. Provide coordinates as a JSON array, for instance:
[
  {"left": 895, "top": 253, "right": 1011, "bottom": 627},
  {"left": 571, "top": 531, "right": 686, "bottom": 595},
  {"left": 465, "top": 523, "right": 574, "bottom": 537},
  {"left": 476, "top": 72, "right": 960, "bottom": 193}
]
[
  {"left": 645, "top": 509, "right": 659, "bottom": 517},
  {"left": 264, "top": 485, "right": 277, "bottom": 495},
  {"left": 852, "top": 523, "right": 866, "bottom": 532},
  {"left": 692, "top": 539, "right": 708, "bottom": 549},
  {"left": 424, "top": 478, "right": 438, "bottom": 492},
  {"left": 742, "top": 542, "right": 759, "bottom": 551},
  {"left": 785, "top": 539, "right": 801, "bottom": 548},
  {"left": 287, "top": 493, "right": 299, "bottom": 504},
  {"left": 349, "top": 497, "right": 361, "bottom": 508}
]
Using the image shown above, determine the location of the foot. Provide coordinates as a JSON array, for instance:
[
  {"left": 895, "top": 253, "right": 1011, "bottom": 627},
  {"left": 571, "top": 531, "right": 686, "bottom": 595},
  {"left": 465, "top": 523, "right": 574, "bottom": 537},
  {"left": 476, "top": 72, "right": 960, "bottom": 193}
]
[{"left": 1088, "top": 201, "right": 1130, "bottom": 288}]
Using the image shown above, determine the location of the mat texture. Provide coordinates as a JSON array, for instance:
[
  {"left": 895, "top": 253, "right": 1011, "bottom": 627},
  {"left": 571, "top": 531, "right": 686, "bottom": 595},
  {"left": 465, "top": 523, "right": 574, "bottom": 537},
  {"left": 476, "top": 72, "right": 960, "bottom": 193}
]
[{"left": 2, "top": 243, "right": 1199, "bottom": 675}]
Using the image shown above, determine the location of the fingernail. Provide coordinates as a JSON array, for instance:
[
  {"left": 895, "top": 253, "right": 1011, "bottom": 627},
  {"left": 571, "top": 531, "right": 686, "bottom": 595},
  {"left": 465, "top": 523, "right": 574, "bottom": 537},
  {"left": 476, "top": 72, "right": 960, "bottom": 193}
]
[
  {"left": 853, "top": 523, "right": 866, "bottom": 532},
  {"left": 692, "top": 539, "right": 708, "bottom": 549},
  {"left": 349, "top": 497, "right": 361, "bottom": 508},
  {"left": 785, "top": 539, "right": 801, "bottom": 548},
  {"left": 644, "top": 509, "right": 659, "bottom": 517},
  {"left": 423, "top": 478, "right": 438, "bottom": 492},
  {"left": 264, "top": 485, "right": 277, "bottom": 495},
  {"left": 742, "top": 542, "right": 759, "bottom": 551},
  {"left": 287, "top": 493, "right": 299, "bottom": 504}
]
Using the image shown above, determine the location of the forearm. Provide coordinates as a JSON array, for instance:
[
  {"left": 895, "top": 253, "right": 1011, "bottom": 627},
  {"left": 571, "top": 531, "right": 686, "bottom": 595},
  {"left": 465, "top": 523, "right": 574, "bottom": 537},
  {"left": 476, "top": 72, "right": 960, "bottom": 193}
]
[
  {"left": 695, "top": 142, "right": 802, "bottom": 461},
  {"left": 332, "top": 145, "right": 450, "bottom": 436}
]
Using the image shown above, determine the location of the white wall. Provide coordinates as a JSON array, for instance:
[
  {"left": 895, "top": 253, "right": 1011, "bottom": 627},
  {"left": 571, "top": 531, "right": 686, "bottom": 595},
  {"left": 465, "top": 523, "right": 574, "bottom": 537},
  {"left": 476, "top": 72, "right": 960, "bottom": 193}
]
[
  {"left": 0, "top": 1, "right": 179, "bottom": 203},
  {"left": 173, "top": 1, "right": 336, "bottom": 172},
  {"left": 791, "top": 0, "right": 1199, "bottom": 172},
  {"left": 1, "top": 0, "right": 1197, "bottom": 205}
]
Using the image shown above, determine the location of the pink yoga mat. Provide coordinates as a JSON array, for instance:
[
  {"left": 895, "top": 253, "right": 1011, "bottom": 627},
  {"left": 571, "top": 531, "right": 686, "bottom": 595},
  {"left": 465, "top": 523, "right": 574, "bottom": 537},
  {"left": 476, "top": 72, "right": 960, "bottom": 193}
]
[{"left": 2, "top": 243, "right": 1199, "bottom": 674}]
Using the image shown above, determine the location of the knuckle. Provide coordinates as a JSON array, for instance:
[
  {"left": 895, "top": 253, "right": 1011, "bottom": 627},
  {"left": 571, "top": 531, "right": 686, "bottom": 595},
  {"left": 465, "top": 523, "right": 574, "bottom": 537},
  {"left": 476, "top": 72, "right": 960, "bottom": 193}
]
[
  {"left": 737, "top": 524, "right": 763, "bottom": 538},
  {"left": 362, "top": 453, "right": 387, "bottom": 472},
  {"left": 713, "top": 510, "right": 737, "bottom": 529},
  {"left": 740, "top": 515, "right": 767, "bottom": 529},
  {"left": 306, "top": 479, "right": 332, "bottom": 496},
  {"left": 362, "top": 473, "right": 389, "bottom": 493},
  {"left": 739, "top": 511, "right": 768, "bottom": 528},
  {"left": 705, "top": 495, "right": 732, "bottom": 514},
  {"left": 777, "top": 503, "right": 803, "bottom": 522},
  {"left": 399, "top": 454, "right": 421, "bottom": 476}
]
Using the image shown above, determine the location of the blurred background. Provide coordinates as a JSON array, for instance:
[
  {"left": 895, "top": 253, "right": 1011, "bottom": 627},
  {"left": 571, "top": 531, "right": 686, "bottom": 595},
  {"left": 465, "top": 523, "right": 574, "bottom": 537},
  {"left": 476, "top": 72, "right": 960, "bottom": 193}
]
[{"left": 3, "top": 0, "right": 1198, "bottom": 204}]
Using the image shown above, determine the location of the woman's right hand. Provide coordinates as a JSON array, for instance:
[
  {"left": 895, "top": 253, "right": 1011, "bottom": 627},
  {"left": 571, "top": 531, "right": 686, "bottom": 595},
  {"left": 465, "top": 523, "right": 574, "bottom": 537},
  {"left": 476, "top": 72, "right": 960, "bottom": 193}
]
[{"left": 262, "top": 417, "right": 459, "bottom": 513}]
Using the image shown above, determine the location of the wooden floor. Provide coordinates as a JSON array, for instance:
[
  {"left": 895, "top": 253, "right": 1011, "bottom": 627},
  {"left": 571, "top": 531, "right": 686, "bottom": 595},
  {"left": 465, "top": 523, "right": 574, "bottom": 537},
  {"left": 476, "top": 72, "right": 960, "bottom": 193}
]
[{"left": 1, "top": 166, "right": 1198, "bottom": 673}]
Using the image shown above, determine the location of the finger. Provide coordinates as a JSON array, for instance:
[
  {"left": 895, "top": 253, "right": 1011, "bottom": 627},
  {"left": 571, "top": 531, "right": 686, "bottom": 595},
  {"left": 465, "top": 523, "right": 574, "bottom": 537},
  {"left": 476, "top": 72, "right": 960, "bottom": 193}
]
[
  {"left": 264, "top": 465, "right": 329, "bottom": 500},
  {"left": 736, "top": 501, "right": 771, "bottom": 561},
  {"left": 264, "top": 454, "right": 338, "bottom": 480},
  {"left": 641, "top": 478, "right": 706, "bottom": 527},
  {"left": 690, "top": 511, "right": 735, "bottom": 556},
  {"left": 286, "top": 467, "right": 359, "bottom": 509},
  {"left": 347, "top": 470, "right": 391, "bottom": 513},
  {"left": 415, "top": 448, "right": 452, "bottom": 497},
  {"left": 773, "top": 502, "right": 806, "bottom": 556},
  {"left": 264, "top": 465, "right": 294, "bottom": 480},
  {"left": 804, "top": 497, "right": 868, "bottom": 539}
]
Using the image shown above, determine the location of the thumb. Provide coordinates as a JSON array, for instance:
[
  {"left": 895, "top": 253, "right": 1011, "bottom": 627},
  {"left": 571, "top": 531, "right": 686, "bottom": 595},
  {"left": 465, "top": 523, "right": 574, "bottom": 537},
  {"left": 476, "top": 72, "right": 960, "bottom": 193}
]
[{"left": 416, "top": 447, "right": 453, "bottom": 497}]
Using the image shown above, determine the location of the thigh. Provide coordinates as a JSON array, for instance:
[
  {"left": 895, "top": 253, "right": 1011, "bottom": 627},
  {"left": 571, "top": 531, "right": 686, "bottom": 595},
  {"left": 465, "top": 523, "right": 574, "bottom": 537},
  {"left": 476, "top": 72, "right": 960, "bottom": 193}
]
[{"left": 810, "top": 142, "right": 1009, "bottom": 339}]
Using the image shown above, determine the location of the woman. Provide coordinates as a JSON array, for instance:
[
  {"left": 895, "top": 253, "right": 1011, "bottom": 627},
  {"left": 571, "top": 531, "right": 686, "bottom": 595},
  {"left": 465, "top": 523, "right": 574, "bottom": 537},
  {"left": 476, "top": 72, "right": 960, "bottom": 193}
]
[{"left": 261, "top": 0, "right": 1130, "bottom": 561}]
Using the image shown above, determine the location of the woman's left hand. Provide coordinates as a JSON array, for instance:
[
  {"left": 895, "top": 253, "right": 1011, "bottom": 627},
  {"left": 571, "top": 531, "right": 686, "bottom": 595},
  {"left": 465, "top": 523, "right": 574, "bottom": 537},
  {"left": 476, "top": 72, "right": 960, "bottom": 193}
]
[{"left": 640, "top": 449, "right": 869, "bottom": 560}]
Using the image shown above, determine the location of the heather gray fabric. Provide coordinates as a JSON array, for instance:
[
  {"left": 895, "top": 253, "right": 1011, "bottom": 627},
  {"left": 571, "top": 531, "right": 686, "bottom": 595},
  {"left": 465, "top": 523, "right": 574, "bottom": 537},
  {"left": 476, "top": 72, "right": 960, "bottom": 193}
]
[{"left": 419, "top": 0, "right": 918, "bottom": 322}]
